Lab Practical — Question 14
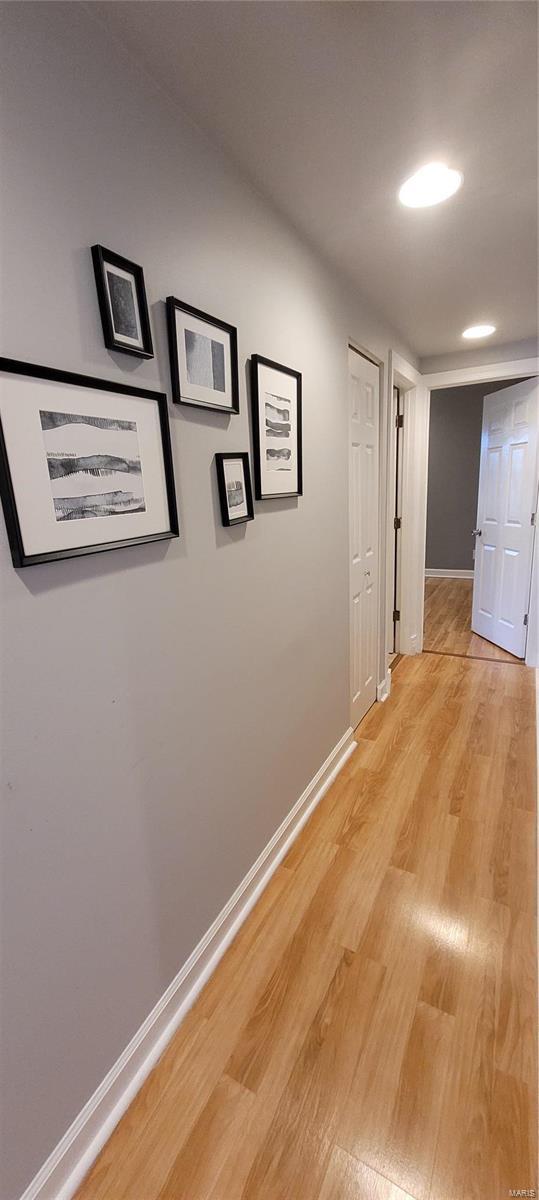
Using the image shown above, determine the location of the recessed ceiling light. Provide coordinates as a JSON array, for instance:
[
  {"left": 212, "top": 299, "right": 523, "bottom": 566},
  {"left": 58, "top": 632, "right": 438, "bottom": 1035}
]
[
  {"left": 398, "top": 162, "right": 463, "bottom": 208},
  {"left": 462, "top": 324, "right": 496, "bottom": 339}
]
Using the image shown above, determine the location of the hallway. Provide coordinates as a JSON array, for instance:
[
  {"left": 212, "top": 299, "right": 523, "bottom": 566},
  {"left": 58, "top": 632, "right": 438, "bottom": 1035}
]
[
  {"left": 75, "top": 653, "right": 537, "bottom": 1200},
  {"left": 423, "top": 576, "right": 523, "bottom": 664}
]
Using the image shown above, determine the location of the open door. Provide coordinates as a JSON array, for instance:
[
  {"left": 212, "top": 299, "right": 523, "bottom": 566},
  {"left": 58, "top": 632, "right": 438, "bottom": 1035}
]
[{"left": 472, "top": 377, "right": 538, "bottom": 657}]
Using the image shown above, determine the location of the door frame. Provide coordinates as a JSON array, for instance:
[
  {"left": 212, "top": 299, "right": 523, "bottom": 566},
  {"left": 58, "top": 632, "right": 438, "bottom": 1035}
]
[
  {"left": 391, "top": 384, "right": 404, "bottom": 652},
  {"left": 400, "top": 354, "right": 539, "bottom": 667},
  {"left": 386, "top": 352, "right": 429, "bottom": 661}
]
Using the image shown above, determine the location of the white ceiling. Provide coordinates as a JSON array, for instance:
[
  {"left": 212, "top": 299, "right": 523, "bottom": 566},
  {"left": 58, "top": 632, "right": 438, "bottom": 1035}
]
[{"left": 92, "top": 1, "right": 538, "bottom": 359}]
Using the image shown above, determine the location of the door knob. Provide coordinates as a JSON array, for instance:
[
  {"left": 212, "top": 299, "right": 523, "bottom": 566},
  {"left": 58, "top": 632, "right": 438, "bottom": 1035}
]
[
  {"left": 472, "top": 529, "right": 481, "bottom": 536},
  {"left": 364, "top": 569, "right": 371, "bottom": 576}
]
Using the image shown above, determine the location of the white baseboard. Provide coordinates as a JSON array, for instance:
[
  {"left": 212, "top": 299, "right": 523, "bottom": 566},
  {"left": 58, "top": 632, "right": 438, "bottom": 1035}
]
[
  {"left": 20, "top": 727, "right": 357, "bottom": 1200},
  {"left": 376, "top": 672, "right": 391, "bottom": 702},
  {"left": 425, "top": 568, "right": 474, "bottom": 579}
]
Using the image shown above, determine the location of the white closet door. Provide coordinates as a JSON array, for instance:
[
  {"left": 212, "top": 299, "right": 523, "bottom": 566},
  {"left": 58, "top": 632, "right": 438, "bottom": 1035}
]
[
  {"left": 472, "top": 377, "right": 538, "bottom": 657},
  {"left": 349, "top": 347, "right": 379, "bottom": 727}
]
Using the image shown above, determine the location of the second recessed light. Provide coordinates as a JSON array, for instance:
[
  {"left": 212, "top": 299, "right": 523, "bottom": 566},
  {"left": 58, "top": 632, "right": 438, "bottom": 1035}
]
[
  {"left": 462, "top": 324, "right": 496, "bottom": 339},
  {"left": 398, "top": 162, "right": 463, "bottom": 208}
]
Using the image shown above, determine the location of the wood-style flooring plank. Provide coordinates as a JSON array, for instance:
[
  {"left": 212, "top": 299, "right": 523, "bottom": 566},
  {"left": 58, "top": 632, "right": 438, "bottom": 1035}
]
[
  {"left": 74, "top": 653, "right": 537, "bottom": 1200},
  {"left": 495, "top": 909, "right": 537, "bottom": 1089},
  {"left": 240, "top": 953, "right": 385, "bottom": 1200},
  {"left": 490, "top": 1069, "right": 536, "bottom": 1197},
  {"left": 338, "top": 799, "right": 457, "bottom": 1183},
  {"left": 429, "top": 897, "right": 512, "bottom": 1200},
  {"left": 317, "top": 1145, "right": 417, "bottom": 1200},
  {"left": 156, "top": 1074, "right": 255, "bottom": 1200},
  {"left": 383, "top": 1000, "right": 455, "bottom": 1200}
]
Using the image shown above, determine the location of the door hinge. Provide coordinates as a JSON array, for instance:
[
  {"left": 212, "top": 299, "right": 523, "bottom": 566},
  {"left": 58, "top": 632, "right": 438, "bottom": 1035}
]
[
  {"left": 524, "top": 613, "right": 529, "bottom": 626},
  {"left": 394, "top": 516, "right": 401, "bottom": 531},
  {"left": 531, "top": 512, "right": 536, "bottom": 526},
  {"left": 395, "top": 414, "right": 404, "bottom": 429},
  {"left": 393, "top": 608, "right": 400, "bottom": 622}
]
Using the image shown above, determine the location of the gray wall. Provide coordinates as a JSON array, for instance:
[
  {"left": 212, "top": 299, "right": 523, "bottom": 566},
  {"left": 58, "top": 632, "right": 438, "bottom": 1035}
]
[
  {"left": 0, "top": 5, "right": 414, "bottom": 1196},
  {"left": 426, "top": 379, "right": 526, "bottom": 570}
]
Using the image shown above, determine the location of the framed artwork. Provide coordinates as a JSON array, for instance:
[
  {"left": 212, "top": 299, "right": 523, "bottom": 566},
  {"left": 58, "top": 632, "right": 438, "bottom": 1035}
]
[
  {"left": 0, "top": 358, "right": 179, "bottom": 567},
  {"left": 91, "top": 245, "right": 154, "bottom": 358},
  {"left": 166, "top": 297, "right": 239, "bottom": 414},
  {"left": 215, "top": 452, "right": 254, "bottom": 527},
  {"left": 250, "top": 354, "right": 302, "bottom": 499}
]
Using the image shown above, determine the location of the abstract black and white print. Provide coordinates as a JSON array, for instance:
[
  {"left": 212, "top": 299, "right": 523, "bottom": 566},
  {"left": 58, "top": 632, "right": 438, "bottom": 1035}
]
[
  {"left": 40, "top": 409, "right": 146, "bottom": 522},
  {"left": 265, "top": 392, "right": 294, "bottom": 471},
  {"left": 185, "top": 329, "right": 225, "bottom": 393},
  {"left": 227, "top": 477, "right": 245, "bottom": 510},
  {"left": 106, "top": 270, "right": 139, "bottom": 340},
  {"left": 250, "top": 356, "right": 301, "bottom": 499}
]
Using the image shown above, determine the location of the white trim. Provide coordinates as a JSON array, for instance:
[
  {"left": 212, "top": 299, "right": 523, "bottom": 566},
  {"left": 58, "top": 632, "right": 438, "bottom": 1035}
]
[
  {"left": 376, "top": 355, "right": 391, "bottom": 692},
  {"left": 19, "top": 727, "right": 357, "bottom": 1200},
  {"left": 532, "top": 669, "right": 539, "bottom": 950},
  {"left": 525, "top": 471, "right": 539, "bottom": 668},
  {"left": 376, "top": 672, "right": 391, "bottom": 702},
  {"left": 392, "top": 351, "right": 422, "bottom": 388},
  {"left": 385, "top": 354, "right": 399, "bottom": 658},
  {"left": 388, "top": 354, "right": 429, "bottom": 657},
  {"left": 425, "top": 568, "right": 474, "bottom": 579},
  {"left": 423, "top": 357, "right": 538, "bottom": 390}
]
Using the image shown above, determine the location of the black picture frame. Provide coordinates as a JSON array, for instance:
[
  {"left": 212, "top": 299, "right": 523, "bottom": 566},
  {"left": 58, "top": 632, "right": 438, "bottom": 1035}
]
[
  {"left": 250, "top": 354, "right": 303, "bottom": 499},
  {"left": 215, "top": 452, "right": 254, "bottom": 526},
  {"left": 91, "top": 245, "right": 154, "bottom": 359},
  {"left": 166, "top": 297, "right": 239, "bottom": 414},
  {"left": 0, "top": 358, "right": 179, "bottom": 567}
]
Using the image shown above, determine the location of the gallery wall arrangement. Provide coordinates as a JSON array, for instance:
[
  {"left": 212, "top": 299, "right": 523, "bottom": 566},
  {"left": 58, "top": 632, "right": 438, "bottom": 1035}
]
[{"left": 0, "top": 250, "right": 305, "bottom": 564}]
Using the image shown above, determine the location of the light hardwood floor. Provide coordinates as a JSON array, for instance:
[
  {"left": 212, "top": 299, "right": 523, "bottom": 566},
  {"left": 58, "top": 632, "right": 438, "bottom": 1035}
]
[
  {"left": 75, "top": 653, "right": 537, "bottom": 1200},
  {"left": 423, "top": 576, "right": 523, "bottom": 663}
]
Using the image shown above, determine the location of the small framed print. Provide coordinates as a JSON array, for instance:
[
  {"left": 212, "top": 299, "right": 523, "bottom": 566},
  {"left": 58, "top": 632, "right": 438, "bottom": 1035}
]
[
  {"left": 250, "top": 354, "right": 302, "bottom": 499},
  {"left": 215, "top": 453, "right": 254, "bottom": 527},
  {"left": 91, "top": 245, "right": 154, "bottom": 358},
  {"left": 0, "top": 358, "right": 179, "bottom": 567},
  {"left": 167, "top": 297, "right": 239, "bottom": 414}
]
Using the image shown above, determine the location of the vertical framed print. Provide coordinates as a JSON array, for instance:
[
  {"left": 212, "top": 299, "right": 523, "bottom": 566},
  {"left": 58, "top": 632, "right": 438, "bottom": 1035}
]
[
  {"left": 215, "top": 453, "right": 254, "bottom": 526},
  {"left": 250, "top": 354, "right": 302, "bottom": 499},
  {"left": 166, "top": 297, "right": 239, "bottom": 414},
  {"left": 91, "top": 245, "right": 154, "bottom": 358},
  {"left": 0, "top": 358, "right": 179, "bottom": 566}
]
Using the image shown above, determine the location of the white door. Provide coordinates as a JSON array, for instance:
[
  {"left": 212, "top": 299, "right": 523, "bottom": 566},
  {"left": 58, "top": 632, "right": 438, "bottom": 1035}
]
[
  {"left": 349, "top": 346, "right": 379, "bottom": 727},
  {"left": 472, "top": 377, "right": 538, "bottom": 657}
]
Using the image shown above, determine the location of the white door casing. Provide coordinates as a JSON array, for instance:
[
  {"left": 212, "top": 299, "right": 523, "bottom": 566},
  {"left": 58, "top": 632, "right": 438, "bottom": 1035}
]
[
  {"left": 349, "top": 346, "right": 379, "bottom": 727},
  {"left": 389, "top": 353, "right": 429, "bottom": 659},
  {"left": 472, "top": 377, "right": 538, "bottom": 657}
]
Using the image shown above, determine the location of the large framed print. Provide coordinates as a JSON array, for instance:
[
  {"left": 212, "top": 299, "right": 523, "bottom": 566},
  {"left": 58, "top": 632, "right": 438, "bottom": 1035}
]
[
  {"left": 215, "top": 452, "right": 254, "bottom": 527},
  {"left": 166, "top": 297, "right": 239, "bottom": 414},
  {"left": 91, "top": 245, "right": 154, "bottom": 359},
  {"left": 250, "top": 354, "right": 302, "bottom": 499},
  {"left": 0, "top": 359, "right": 179, "bottom": 567}
]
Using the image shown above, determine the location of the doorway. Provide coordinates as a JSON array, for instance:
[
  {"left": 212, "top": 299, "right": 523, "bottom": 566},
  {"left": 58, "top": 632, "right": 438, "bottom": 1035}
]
[{"left": 423, "top": 375, "right": 538, "bottom": 663}]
